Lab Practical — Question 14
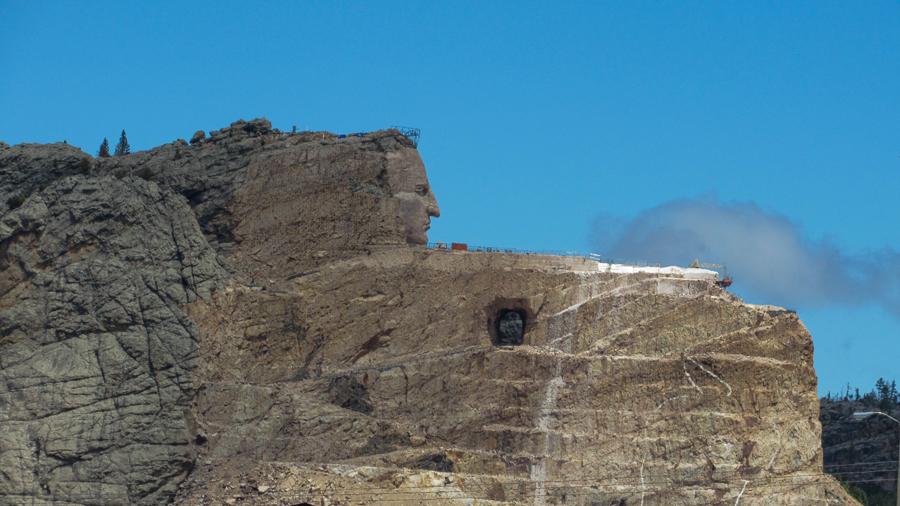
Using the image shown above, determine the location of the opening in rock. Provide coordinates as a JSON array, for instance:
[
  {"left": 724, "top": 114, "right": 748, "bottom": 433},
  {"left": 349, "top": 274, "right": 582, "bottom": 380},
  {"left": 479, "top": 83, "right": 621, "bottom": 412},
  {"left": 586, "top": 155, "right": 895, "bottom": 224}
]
[
  {"left": 495, "top": 309, "right": 526, "bottom": 345},
  {"left": 408, "top": 452, "right": 455, "bottom": 472},
  {"left": 328, "top": 375, "right": 373, "bottom": 414}
]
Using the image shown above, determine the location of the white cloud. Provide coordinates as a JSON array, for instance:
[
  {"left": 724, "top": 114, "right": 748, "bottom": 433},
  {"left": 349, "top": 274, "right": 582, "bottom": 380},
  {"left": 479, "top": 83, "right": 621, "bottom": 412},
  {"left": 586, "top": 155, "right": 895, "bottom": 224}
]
[{"left": 592, "top": 197, "right": 900, "bottom": 316}]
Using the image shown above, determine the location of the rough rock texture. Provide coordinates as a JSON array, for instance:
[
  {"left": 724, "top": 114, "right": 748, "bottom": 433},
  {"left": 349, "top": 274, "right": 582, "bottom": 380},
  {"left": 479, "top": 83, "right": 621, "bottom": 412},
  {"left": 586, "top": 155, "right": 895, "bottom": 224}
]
[
  {"left": 95, "top": 119, "right": 439, "bottom": 280},
  {"left": 0, "top": 143, "right": 91, "bottom": 214},
  {"left": 180, "top": 251, "right": 841, "bottom": 505},
  {"left": 0, "top": 148, "right": 226, "bottom": 504},
  {"left": 0, "top": 119, "right": 853, "bottom": 505}
]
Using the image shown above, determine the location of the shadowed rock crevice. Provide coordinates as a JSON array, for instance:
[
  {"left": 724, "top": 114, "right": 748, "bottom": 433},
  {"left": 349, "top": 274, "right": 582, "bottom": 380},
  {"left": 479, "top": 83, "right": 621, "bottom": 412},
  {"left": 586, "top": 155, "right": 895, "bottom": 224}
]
[
  {"left": 328, "top": 375, "right": 373, "bottom": 414},
  {"left": 407, "top": 452, "right": 455, "bottom": 472}
]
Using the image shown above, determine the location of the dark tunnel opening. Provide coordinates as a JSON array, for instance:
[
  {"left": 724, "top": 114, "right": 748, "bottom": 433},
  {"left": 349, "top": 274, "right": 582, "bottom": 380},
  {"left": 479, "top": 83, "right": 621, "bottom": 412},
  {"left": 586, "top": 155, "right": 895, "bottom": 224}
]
[{"left": 494, "top": 308, "right": 526, "bottom": 346}]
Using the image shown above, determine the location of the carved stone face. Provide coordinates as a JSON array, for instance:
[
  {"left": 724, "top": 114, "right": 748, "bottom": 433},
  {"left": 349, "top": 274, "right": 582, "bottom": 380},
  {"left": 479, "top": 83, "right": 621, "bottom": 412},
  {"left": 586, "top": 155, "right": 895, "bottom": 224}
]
[{"left": 386, "top": 149, "right": 440, "bottom": 245}]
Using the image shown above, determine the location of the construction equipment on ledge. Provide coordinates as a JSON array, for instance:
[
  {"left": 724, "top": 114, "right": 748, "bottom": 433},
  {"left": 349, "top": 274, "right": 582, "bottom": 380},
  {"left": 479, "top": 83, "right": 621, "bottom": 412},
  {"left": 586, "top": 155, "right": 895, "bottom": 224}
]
[
  {"left": 690, "top": 259, "right": 733, "bottom": 288},
  {"left": 391, "top": 126, "right": 421, "bottom": 147}
]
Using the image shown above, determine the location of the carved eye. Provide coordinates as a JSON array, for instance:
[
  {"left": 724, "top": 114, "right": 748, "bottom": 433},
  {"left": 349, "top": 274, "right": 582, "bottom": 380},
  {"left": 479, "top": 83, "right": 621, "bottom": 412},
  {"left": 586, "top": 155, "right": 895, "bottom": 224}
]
[{"left": 415, "top": 184, "right": 429, "bottom": 196}]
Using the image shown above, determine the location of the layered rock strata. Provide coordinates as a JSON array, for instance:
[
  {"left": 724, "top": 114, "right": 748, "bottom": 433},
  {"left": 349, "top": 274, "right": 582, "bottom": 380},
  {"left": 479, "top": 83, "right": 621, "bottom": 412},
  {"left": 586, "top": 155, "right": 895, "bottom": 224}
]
[{"left": 0, "top": 120, "right": 851, "bottom": 505}]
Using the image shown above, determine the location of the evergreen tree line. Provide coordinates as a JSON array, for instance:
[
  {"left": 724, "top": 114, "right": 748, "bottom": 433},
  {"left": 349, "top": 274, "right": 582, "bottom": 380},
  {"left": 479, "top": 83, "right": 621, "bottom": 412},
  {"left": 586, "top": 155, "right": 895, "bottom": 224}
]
[
  {"left": 98, "top": 130, "right": 130, "bottom": 157},
  {"left": 824, "top": 377, "right": 899, "bottom": 412}
]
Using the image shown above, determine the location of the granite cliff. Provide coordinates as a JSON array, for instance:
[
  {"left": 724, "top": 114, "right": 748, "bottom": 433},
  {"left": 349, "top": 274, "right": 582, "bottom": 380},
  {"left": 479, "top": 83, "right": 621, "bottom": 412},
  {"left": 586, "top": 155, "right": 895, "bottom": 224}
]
[{"left": 0, "top": 120, "right": 855, "bottom": 505}]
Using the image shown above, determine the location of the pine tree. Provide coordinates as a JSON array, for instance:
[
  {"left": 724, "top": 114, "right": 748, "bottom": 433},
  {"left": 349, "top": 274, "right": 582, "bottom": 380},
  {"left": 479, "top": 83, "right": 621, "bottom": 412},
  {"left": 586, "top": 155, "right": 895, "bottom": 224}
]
[
  {"left": 875, "top": 378, "right": 889, "bottom": 400},
  {"left": 114, "top": 129, "right": 130, "bottom": 156},
  {"left": 98, "top": 138, "right": 110, "bottom": 158}
]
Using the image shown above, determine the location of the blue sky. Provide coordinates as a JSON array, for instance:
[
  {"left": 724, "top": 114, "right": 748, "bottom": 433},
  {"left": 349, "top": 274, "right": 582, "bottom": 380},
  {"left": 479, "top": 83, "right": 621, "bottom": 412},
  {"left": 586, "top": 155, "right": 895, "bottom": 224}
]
[{"left": 2, "top": 1, "right": 898, "bottom": 395}]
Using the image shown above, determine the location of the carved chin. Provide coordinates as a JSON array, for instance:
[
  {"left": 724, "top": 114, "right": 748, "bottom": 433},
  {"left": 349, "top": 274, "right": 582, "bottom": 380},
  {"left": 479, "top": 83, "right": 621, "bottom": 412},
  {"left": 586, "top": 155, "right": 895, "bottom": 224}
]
[{"left": 406, "top": 229, "right": 428, "bottom": 245}]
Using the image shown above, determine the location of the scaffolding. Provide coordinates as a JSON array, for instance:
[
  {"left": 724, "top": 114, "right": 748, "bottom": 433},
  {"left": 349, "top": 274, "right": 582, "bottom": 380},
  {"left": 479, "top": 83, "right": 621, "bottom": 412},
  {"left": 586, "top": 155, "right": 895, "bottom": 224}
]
[
  {"left": 392, "top": 126, "right": 421, "bottom": 147},
  {"left": 690, "top": 259, "right": 733, "bottom": 288}
]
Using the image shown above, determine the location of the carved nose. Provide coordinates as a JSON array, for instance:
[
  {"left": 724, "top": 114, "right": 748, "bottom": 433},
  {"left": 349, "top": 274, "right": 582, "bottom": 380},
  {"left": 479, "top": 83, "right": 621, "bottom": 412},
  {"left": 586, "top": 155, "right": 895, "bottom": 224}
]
[{"left": 427, "top": 204, "right": 441, "bottom": 218}]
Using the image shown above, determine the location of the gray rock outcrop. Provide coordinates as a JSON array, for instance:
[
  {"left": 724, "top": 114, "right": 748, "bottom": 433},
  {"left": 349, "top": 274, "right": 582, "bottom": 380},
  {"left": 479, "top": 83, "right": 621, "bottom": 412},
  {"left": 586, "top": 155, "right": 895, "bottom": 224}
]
[
  {"left": 1, "top": 143, "right": 90, "bottom": 214},
  {"left": 0, "top": 144, "right": 225, "bottom": 504}
]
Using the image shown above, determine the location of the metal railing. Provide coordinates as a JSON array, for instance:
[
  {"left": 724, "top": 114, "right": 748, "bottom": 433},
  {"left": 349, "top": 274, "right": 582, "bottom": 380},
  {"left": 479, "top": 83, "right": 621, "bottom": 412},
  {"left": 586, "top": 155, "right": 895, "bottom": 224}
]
[
  {"left": 289, "top": 126, "right": 421, "bottom": 147},
  {"left": 425, "top": 242, "right": 665, "bottom": 268},
  {"left": 391, "top": 126, "right": 420, "bottom": 147}
]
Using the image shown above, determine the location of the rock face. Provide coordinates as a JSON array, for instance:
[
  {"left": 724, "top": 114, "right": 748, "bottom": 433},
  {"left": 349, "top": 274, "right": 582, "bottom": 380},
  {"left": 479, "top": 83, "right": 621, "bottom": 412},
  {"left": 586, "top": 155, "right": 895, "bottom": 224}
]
[
  {"left": 182, "top": 253, "right": 839, "bottom": 505},
  {"left": 96, "top": 119, "right": 439, "bottom": 281},
  {"left": 0, "top": 152, "right": 225, "bottom": 504},
  {"left": 0, "top": 119, "right": 852, "bottom": 505}
]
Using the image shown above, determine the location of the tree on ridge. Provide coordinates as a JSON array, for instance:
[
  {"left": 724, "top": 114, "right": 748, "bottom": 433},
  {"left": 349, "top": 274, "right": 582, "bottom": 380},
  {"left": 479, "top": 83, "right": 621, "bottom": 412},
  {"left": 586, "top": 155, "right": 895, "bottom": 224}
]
[
  {"left": 114, "top": 129, "right": 130, "bottom": 156},
  {"left": 98, "top": 138, "right": 110, "bottom": 158}
]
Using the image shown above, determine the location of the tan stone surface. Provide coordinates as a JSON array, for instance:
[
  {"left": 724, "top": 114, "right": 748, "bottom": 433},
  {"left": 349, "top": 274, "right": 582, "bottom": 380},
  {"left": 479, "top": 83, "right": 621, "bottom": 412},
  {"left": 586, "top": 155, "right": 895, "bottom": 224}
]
[
  {"left": 0, "top": 119, "right": 855, "bottom": 505},
  {"left": 170, "top": 121, "right": 850, "bottom": 505},
  {"left": 182, "top": 246, "right": 846, "bottom": 504}
]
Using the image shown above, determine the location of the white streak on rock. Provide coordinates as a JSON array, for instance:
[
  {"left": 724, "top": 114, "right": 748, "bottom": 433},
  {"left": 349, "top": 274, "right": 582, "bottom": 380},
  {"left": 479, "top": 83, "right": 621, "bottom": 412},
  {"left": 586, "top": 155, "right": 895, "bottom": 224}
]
[
  {"left": 687, "top": 357, "right": 733, "bottom": 397},
  {"left": 531, "top": 359, "right": 565, "bottom": 506},
  {"left": 734, "top": 480, "right": 749, "bottom": 505},
  {"left": 683, "top": 360, "right": 703, "bottom": 394},
  {"left": 640, "top": 460, "right": 646, "bottom": 506}
]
